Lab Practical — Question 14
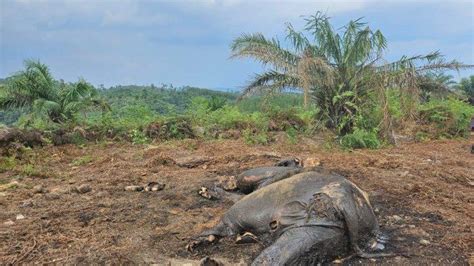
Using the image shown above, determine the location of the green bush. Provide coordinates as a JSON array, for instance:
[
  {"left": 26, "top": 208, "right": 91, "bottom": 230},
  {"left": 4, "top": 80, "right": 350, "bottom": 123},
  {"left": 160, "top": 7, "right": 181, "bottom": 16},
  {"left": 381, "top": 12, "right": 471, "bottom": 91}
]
[
  {"left": 415, "top": 131, "right": 430, "bottom": 142},
  {"left": 285, "top": 127, "right": 298, "bottom": 144},
  {"left": 295, "top": 107, "right": 320, "bottom": 132},
  {"left": 145, "top": 116, "right": 194, "bottom": 140},
  {"left": 191, "top": 104, "right": 269, "bottom": 137},
  {"left": 340, "top": 128, "right": 381, "bottom": 149},
  {"left": 0, "top": 156, "right": 17, "bottom": 173},
  {"left": 81, "top": 104, "right": 157, "bottom": 139},
  {"left": 243, "top": 129, "right": 270, "bottom": 145},
  {"left": 387, "top": 89, "right": 404, "bottom": 121},
  {"left": 130, "top": 129, "right": 150, "bottom": 144},
  {"left": 208, "top": 106, "right": 255, "bottom": 130},
  {"left": 418, "top": 98, "right": 474, "bottom": 138},
  {"left": 208, "top": 96, "right": 227, "bottom": 111},
  {"left": 71, "top": 155, "right": 94, "bottom": 166},
  {"left": 266, "top": 107, "right": 306, "bottom": 131},
  {"left": 237, "top": 94, "right": 303, "bottom": 113},
  {"left": 21, "top": 163, "right": 40, "bottom": 177}
]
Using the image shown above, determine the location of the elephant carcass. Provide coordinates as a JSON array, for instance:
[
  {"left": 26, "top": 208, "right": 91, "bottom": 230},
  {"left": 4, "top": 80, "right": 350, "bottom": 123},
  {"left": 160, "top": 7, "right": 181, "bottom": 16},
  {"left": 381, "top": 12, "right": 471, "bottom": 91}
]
[{"left": 190, "top": 172, "right": 385, "bottom": 265}]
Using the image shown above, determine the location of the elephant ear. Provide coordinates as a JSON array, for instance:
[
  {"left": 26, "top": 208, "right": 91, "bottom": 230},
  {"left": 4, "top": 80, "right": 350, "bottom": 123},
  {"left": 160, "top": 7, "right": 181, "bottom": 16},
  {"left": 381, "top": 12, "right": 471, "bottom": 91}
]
[
  {"left": 270, "top": 193, "right": 343, "bottom": 235},
  {"left": 335, "top": 183, "right": 379, "bottom": 254},
  {"left": 271, "top": 201, "right": 307, "bottom": 230}
]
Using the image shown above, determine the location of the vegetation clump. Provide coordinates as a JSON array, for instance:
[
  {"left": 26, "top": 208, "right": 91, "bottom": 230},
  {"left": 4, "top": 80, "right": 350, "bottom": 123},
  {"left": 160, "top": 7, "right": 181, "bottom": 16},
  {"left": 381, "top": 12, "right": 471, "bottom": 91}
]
[
  {"left": 145, "top": 116, "right": 195, "bottom": 141},
  {"left": 340, "top": 128, "right": 381, "bottom": 149},
  {"left": 0, "top": 60, "right": 109, "bottom": 128},
  {"left": 418, "top": 98, "right": 474, "bottom": 139}
]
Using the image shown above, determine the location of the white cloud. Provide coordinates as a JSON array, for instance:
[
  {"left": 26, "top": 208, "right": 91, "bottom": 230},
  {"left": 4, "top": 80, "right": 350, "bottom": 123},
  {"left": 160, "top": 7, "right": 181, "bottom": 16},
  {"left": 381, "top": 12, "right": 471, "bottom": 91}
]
[
  {"left": 101, "top": 7, "right": 171, "bottom": 27},
  {"left": 171, "top": 0, "right": 371, "bottom": 33}
]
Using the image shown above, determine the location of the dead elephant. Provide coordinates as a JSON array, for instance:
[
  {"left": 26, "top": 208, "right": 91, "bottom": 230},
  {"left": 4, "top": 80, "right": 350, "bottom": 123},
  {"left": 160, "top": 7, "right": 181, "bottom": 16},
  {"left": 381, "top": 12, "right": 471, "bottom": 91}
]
[{"left": 189, "top": 172, "right": 388, "bottom": 265}]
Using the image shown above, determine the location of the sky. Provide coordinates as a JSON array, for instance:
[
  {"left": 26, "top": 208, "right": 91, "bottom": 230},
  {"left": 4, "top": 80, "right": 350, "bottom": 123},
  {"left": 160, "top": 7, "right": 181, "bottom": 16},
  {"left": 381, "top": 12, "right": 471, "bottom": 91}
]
[{"left": 1, "top": 0, "right": 473, "bottom": 90}]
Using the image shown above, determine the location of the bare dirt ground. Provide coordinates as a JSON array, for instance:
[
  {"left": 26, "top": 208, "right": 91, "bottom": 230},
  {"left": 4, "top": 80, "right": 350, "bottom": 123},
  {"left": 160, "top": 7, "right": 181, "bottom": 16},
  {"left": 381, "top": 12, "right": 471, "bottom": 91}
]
[{"left": 1, "top": 136, "right": 473, "bottom": 265}]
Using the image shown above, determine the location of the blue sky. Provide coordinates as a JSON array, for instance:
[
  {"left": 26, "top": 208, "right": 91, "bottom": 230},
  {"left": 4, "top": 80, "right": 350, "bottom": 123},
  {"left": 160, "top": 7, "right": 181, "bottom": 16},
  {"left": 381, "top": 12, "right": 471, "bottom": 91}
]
[{"left": 1, "top": 0, "right": 473, "bottom": 90}]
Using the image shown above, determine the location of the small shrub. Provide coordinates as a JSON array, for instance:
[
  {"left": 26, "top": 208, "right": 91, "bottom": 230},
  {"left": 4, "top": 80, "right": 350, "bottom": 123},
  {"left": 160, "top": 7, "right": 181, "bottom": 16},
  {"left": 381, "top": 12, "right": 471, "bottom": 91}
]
[
  {"left": 0, "top": 181, "right": 19, "bottom": 191},
  {"left": 72, "top": 155, "right": 93, "bottom": 166},
  {"left": 387, "top": 89, "right": 404, "bottom": 121},
  {"left": 418, "top": 98, "right": 474, "bottom": 138},
  {"left": 70, "top": 131, "right": 87, "bottom": 145},
  {"left": 237, "top": 94, "right": 304, "bottom": 113},
  {"left": 0, "top": 156, "right": 17, "bottom": 173},
  {"left": 295, "top": 107, "right": 320, "bottom": 133},
  {"left": 85, "top": 104, "right": 156, "bottom": 138},
  {"left": 285, "top": 127, "right": 298, "bottom": 144},
  {"left": 243, "top": 129, "right": 270, "bottom": 145},
  {"left": 267, "top": 108, "right": 306, "bottom": 131},
  {"left": 21, "top": 163, "right": 41, "bottom": 177},
  {"left": 415, "top": 131, "right": 430, "bottom": 142},
  {"left": 208, "top": 96, "right": 227, "bottom": 111},
  {"left": 340, "top": 128, "right": 381, "bottom": 149},
  {"left": 145, "top": 116, "right": 194, "bottom": 140},
  {"left": 196, "top": 106, "right": 268, "bottom": 138},
  {"left": 130, "top": 129, "right": 150, "bottom": 144},
  {"left": 212, "top": 106, "right": 256, "bottom": 130}
]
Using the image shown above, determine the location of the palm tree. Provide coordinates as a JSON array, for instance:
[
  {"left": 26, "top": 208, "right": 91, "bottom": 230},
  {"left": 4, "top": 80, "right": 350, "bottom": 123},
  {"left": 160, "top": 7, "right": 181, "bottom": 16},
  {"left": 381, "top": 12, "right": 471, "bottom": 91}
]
[
  {"left": 417, "top": 72, "right": 458, "bottom": 101},
  {"left": 456, "top": 75, "right": 474, "bottom": 102},
  {"left": 231, "top": 12, "right": 471, "bottom": 135},
  {"left": 0, "top": 59, "right": 109, "bottom": 125}
]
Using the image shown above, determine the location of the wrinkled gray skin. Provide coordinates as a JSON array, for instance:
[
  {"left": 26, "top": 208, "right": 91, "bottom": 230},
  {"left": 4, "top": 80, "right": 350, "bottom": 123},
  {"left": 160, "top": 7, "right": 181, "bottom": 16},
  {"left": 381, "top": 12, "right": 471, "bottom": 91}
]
[{"left": 192, "top": 172, "right": 381, "bottom": 265}]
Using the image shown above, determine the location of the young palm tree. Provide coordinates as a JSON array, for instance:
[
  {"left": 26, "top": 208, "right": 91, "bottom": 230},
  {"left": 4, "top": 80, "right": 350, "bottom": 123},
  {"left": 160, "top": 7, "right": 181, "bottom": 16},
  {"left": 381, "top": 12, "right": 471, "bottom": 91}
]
[
  {"left": 0, "top": 59, "right": 109, "bottom": 125},
  {"left": 418, "top": 72, "right": 458, "bottom": 101},
  {"left": 456, "top": 75, "right": 474, "bottom": 101},
  {"left": 231, "top": 12, "right": 471, "bottom": 135}
]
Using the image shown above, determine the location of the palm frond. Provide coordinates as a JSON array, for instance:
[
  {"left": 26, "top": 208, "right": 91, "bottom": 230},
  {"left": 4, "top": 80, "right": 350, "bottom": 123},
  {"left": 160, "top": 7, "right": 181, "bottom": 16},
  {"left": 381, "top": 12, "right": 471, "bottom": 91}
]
[
  {"left": 21, "top": 59, "right": 58, "bottom": 101},
  {"left": 297, "top": 55, "right": 335, "bottom": 89},
  {"left": 31, "top": 99, "right": 62, "bottom": 122},
  {"left": 61, "top": 79, "right": 95, "bottom": 104},
  {"left": 285, "top": 23, "right": 316, "bottom": 54},
  {"left": 0, "top": 77, "right": 34, "bottom": 109},
  {"left": 230, "top": 33, "right": 299, "bottom": 72},
  {"left": 379, "top": 51, "right": 443, "bottom": 72},
  {"left": 305, "top": 12, "right": 342, "bottom": 64},
  {"left": 416, "top": 59, "right": 473, "bottom": 73},
  {"left": 238, "top": 71, "right": 299, "bottom": 100}
]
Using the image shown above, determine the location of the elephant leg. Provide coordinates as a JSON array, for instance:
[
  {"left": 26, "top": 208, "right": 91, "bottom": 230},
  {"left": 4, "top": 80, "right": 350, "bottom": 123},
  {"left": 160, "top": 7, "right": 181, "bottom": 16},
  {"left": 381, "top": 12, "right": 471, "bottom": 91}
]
[
  {"left": 251, "top": 226, "right": 347, "bottom": 266},
  {"left": 187, "top": 220, "right": 237, "bottom": 252},
  {"left": 256, "top": 168, "right": 302, "bottom": 190},
  {"left": 198, "top": 186, "right": 244, "bottom": 203},
  {"left": 213, "top": 186, "right": 245, "bottom": 203}
]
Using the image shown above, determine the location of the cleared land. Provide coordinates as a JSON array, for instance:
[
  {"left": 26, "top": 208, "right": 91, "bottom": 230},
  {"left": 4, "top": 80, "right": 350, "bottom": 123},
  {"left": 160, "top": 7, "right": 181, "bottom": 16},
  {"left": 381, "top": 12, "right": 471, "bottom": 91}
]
[{"left": 1, "top": 137, "right": 473, "bottom": 264}]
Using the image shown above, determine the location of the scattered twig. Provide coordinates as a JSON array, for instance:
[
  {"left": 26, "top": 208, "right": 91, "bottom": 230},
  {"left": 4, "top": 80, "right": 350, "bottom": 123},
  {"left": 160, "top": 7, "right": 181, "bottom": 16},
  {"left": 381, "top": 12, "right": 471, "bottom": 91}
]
[{"left": 11, "top": 238, "right": 37, "bottom": 265}]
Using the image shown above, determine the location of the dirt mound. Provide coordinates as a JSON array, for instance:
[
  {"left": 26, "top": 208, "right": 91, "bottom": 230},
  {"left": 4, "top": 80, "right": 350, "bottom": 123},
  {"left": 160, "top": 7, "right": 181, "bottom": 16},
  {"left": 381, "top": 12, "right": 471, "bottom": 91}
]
[{"left": 0, "top": 127, "right": 45, "bottom": 148}]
